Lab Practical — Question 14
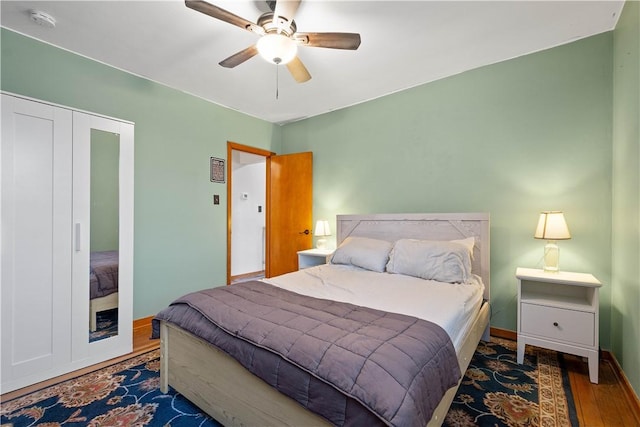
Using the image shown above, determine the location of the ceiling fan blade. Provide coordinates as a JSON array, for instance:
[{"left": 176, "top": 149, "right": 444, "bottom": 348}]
[
  {"left": 294, "top": 32, "right": 361, "bottom": 50},
  {"left": 286, "top": 56, "right": 311, "bottom": 83},
  {"left": 185, "top": 0, "right": 261, "bottom": 34},
  {"left": 219, "top": 45, "right": 259, "bottom": 68},
  {"left": 273, "top": 0, "right": 301, "bottom": 23}
]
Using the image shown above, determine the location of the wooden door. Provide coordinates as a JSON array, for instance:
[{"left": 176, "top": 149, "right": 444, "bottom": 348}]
[{"left": 266, "top": 152, "right": 313, "bottom": 277}]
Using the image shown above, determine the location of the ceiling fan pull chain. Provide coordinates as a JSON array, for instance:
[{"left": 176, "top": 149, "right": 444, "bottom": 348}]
[{"left": 276, "top": 65, "right": 279, "bottom": 100}]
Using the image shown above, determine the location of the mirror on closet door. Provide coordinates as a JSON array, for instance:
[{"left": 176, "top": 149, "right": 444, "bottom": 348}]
[
  {"left": 72, "top": 110, "right": 133, "bottom": 364},
  {"left": 88, "top": 129, "right": 120, "bottom": 342}
]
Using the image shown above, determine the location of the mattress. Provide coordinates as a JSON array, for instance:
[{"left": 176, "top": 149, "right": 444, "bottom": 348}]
[{"left": 262, "top": 263, "right": 485, "bottom": 351}]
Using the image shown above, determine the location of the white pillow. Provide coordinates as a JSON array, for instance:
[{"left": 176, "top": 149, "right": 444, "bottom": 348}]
[
  {"left": 450, "top": 236, "right": 475, "bottom": 259},
  {"left": 330, "top": 236, "right": 394, "bottom": 272},
  {"left": 386, "top": 239, "right": 473, "bottom": 283}
]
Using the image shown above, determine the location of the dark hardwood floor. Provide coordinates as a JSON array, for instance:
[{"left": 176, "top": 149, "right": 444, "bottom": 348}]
[
  {"left": 566, "top": 354, "right": 640, "bottom": 426},
  {"left": 132, "top": 315, "right": 160, "bottom": 353},
  {"left": 3, "top": 322, "right": 639, "bottom": 427}
]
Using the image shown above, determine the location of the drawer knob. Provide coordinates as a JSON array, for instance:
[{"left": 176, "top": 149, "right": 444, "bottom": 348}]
[{"left": 553, "top": 322, "right": 559, "bottom": 327}]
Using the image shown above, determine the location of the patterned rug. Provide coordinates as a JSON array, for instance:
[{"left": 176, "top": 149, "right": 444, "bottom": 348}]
[
  {"left": 1, "top": 338, "right": 577, "bottom": 427},
  {"left": 89, "top": 309, "right": 119, "bottom": 343},
  {"left": 444, "top": 337, "right": 578, "bottom": 427},
  {"left": 0, "top": 350, "right": 220, "bottom": 427}
]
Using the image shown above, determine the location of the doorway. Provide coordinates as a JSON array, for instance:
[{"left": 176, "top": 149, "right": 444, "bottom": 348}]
[
  {"left": 226, "top": 142, "right": 314, "bottom": 285},
  {"left": 227, "top": 142, "right": 273, "bottom": 284}
]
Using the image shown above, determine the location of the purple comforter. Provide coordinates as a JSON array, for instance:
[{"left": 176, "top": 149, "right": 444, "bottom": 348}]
[
  {"left": 153, "top": 280, "right": 460, "bottom": 427},
  {"left": 90, "top": 251, "right": 118, "bottom": 299}
]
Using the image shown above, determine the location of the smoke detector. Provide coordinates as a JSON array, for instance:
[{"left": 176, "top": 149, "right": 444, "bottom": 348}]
[{"left": 30, "top": 10, "right": 56, "bottom": 28}]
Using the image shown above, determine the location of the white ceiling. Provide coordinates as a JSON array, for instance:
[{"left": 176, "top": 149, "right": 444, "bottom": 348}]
[{"left": 1, "top": 1, "right": 624, "bottom": 124}]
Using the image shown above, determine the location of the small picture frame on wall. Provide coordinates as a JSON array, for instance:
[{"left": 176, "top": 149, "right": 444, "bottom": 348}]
[{"left": 210, "top": 157, "right": 225, "bottom": 183}]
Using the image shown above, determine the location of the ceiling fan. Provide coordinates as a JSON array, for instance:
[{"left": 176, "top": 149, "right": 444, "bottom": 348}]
[{"left": 185, "top": 0, "right": 361, "bottom": 83}]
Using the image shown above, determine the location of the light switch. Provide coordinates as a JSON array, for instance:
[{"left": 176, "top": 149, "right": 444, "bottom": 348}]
[{"left": 213, "top": 195, "right": 220, "bottom": 205}]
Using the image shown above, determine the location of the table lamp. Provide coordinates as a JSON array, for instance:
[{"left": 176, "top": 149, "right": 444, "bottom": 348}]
[
  {"left": 314, "top": 220, "right": 331, "bottom": 249},
  {"left": 534, "top": 211, "right": 571, "bottom": 273}
]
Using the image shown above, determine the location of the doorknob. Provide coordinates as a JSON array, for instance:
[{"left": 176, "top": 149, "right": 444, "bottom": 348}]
[{"left": 299, "top": 229, "right": 310, "bottom": 235}]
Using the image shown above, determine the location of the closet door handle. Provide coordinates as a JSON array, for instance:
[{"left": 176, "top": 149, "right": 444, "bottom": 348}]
[{"left": 75, "top": 223, "right": 81, "bottom": 252}]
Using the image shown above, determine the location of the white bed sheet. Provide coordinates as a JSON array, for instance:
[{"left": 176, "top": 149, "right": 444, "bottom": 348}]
[{"left": 262, "top": 264, "right": 485, "bottom": 352}]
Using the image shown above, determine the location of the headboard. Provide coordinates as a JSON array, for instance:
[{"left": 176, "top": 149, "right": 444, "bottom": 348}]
[{"left": 336, "top": 213, "right": 490, "bottom": 301}]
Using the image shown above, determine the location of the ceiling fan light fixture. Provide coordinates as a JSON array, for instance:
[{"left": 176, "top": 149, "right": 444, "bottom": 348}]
[{"left": 257, "top": 33, "right": 297, "bottom": 65}]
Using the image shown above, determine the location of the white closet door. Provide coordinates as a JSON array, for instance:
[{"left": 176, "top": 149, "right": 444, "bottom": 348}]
[
  {"left": 1, "top": 94, "right": 73, "bottom": 387},
  {"left": 71, "top": 112, "right": 133, "bottom": 362},
  {"left": 1, "top": 93, "right": 134, "bottom": 394}
]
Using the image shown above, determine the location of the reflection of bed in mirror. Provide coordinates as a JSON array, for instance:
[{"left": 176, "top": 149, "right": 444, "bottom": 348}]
[{"left": 89, "top": 250, "right": 118, "bottom": 332}]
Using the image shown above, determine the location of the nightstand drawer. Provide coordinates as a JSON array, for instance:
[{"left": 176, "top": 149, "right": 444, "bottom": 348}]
[{"left": 520, "top": 303, "right": 595, "bottom": 347}]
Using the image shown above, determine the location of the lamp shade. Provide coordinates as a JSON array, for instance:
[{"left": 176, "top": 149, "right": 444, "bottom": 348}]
[
  {"left": 534, "top": 211, "right": 571, "bottom": 240},
  {"left": 314, "top": 220, "right": 331, "bottom": 237},
  {"left": 257, "top": 33, "right": 297, "bottom": 65}
]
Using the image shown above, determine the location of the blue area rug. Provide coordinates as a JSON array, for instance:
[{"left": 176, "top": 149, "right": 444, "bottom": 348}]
[
  {"left": 444, "top": 337, "right": 578, "bottom": 427},
  {"left": 0, "top": 350, "right": 220, "bottom": 426},
  {"left": 1, "top": 337, "right": 577, "bottom": 426}
]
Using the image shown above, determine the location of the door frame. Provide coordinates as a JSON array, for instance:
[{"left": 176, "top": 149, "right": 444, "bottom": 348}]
[{"left": 226, "top": 142, "right": 274, "bottom": 285}]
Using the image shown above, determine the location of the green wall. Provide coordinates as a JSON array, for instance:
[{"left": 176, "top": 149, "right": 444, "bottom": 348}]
[
  {"left": 281, "top": 33, "right": 614, "bottom": 348},
  {"left": 1, "top": 28, "right": 280, "bottom": 318},
  {"left": 612, "top": 1, "right": 640, "bottom": 396}
]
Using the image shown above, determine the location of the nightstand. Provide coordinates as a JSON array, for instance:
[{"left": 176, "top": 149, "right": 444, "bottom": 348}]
[
  {"left": 297, "top": 248, "right": 333, "bottom": 270},
  {"left": 516, "top": 267, "right": 602, "bottom": 383}
]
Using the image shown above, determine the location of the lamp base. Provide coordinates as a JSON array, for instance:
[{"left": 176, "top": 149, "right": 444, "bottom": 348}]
[
  {"left": 316, "top": 238, "right": 327, "bottom": 250},
  {"left": 542, "top": 241, "right": 560, "bottom": 273}
]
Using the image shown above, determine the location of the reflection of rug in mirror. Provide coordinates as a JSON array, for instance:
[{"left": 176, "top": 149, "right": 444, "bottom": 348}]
[
  {"left": 89, "top": 308, "right": 118, "bottom": 343},
  {"left": 444, "top": 337, "right": 578, "bottom": 427}
]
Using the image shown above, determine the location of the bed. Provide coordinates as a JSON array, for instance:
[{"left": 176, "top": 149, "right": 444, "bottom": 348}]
[
  {"left": 155, "top": 213, "right": 490, "bottom": 426},
  {"left": 89, "top": 250, "right": 119, "bottom": 332}
]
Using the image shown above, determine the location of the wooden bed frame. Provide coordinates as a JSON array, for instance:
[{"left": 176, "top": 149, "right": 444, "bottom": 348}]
[
  {"left": 90, "top": 292, "right": 118, "bottom": 332},
  {"left": 160, "top": 213, "right": 491, "bottom": 426}
]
